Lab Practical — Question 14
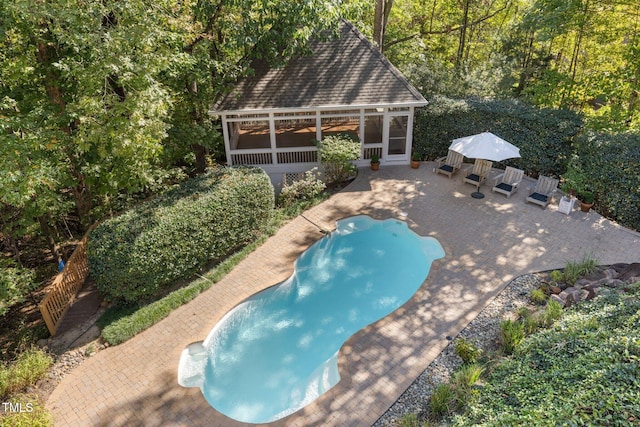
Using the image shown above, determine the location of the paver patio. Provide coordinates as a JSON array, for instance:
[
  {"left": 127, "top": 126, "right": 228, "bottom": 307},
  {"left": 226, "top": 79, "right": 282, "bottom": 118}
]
[{"left": 47, "top": 163, "right": 640, "bottom": 427}]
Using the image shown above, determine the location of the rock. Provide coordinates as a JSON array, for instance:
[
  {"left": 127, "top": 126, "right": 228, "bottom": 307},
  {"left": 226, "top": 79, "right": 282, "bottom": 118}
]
[
  {"left": 583, "top": 282, "right": 600, "bottom": 300},
  {"left": 550, "top": 294, "right": 566, "bottom": 307},
  {"left": 577, "top": 289, "right": 590, "bottom": 302},
  {"left": 610, "top": 263, "right": 630, "bottom": 273},
  {"left": 604, "top": 268, "right": 618, "bottom": 279},
  {"left": 574, "top": 278, "right": 592, "bottom": 288},
  {"left": 605, "top": 279, "right": 626, "bottom": 288},
  {"left": 37, "top": 338, "right": 49, "bottom": 348},
  {"left": 618, "top": 263, "right": 640, "bottom": 281},
  {"left": 549, "top": 286, "right": 562, "bottom": 294}
]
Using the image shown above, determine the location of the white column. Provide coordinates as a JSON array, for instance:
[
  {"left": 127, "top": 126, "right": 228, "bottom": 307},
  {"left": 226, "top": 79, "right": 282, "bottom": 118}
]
[
  {"left": 407, "top": 107, "right": 415, "bottom": 159},
  {"left": 359, "top": 109, "right": 365, "bottom": 160},
  {"left": 269, "top": 113, "right": 277, "bottom": 165},
  {"left": 221, "top": 114, "right": 232, "bottom": 165}
]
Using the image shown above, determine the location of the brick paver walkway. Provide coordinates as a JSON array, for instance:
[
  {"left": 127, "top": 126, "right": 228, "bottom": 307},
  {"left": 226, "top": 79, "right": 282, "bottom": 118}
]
[{"left": 46, "top": 164, "right": 640, "bottom": 426}]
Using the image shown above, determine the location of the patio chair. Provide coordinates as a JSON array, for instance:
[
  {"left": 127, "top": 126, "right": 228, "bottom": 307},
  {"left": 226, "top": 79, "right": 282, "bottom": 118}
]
[
  {"left": 462, "top": 159, "right": 493, "bottom": 190},
  {"left": 526, "top": 175, "right": 559, "bottom": 209},
  {"left": 492, "top": 166, "right": 525, "bottom": 198},
  {"left": 435, "top": 150, "right": 464, "bottom": 179}
]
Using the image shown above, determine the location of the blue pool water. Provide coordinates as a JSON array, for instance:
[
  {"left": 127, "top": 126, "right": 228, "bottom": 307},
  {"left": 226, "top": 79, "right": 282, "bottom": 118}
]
[{"left": 178, "top": 215, "right": 445, "bottom": 423}]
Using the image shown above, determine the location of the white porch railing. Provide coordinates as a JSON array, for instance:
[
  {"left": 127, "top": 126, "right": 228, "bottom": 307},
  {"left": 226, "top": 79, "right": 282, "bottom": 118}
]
[
  {"left": 230, "top": 146, "right": 318, "bottom": 166},
  {"left": 363, "top": 145, "right": 383, "bottom": 160},
  {"left": 230, "top": 149, "right": 273, "bottom": 165}
]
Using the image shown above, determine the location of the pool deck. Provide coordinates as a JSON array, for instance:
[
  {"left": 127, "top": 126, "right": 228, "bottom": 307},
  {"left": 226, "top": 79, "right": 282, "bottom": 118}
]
[{"left": 46, "top": 163, "right": 640, "bottom": 427}]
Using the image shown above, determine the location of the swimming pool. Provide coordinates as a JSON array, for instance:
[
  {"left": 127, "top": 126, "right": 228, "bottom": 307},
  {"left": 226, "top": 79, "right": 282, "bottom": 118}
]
[{"left": 178, "top": 215, "right": 445, "bottom": 423}]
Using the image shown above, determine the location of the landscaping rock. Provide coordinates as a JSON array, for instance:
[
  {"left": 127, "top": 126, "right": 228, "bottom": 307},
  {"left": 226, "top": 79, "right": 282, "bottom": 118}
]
[
  {"left": 549, "top": 286, "right": 562, "bottom": 294},
  {"left": 605, "top": 279, "right": 626, "bottom": 288},
  {"left": 619, "top": 263, "right": 640, "bottom": 281},
  {"left": 550, "top": 294, "right": 565, "bottom": 307},
  {"left": 574, "top": 278, "right": 591, "bottom": 288}
]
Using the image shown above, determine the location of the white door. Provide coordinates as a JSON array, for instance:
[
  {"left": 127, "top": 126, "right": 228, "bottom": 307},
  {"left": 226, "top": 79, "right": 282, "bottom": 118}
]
[{"left": 384, "top": 113, "right": 410, "bottom": 162}]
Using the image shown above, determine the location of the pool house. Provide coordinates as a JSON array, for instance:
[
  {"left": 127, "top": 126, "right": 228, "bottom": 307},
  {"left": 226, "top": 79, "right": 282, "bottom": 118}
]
[{"left": 211, "top": 20, "right": 428, "bottom": 185}]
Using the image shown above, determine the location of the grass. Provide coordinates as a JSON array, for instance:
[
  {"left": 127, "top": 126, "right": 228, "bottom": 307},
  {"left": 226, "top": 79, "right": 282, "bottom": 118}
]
[
  {"left": 499, "top": 319, "right": 525, "bottom": 355},
  {"left": 98, "top": 194, "right": 329, "bottom": 346},
  {"left": 0, "top": 393, "right": 52, "bottom": 427},
  {"left": 550, "top": 254, "right": 598, "bottom": 285},
  {"left": 0, "top": 347, "right": 52, "bottom": 398},
  {"left": 529, "top": 288, "right": 548, "bottom": 304}
]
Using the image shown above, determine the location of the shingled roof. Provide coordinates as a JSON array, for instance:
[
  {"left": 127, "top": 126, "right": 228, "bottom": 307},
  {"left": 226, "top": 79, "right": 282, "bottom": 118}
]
[{"left": 213, "top": 20, "right": 427, "bottom": 113}]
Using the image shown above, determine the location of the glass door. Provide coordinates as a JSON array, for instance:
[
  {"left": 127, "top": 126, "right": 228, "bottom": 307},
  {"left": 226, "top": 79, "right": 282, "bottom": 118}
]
[{"left": 385, "top": 114, "right": 409, "bottom": 160}]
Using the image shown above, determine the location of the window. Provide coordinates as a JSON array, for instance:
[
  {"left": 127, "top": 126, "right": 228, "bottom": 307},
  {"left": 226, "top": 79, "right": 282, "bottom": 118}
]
[
  {"left": 275, "top": 118, "right": 317, "bottom": 148},
  {"left": 228, "top": 120, "right": 270, "bottom": 149}
]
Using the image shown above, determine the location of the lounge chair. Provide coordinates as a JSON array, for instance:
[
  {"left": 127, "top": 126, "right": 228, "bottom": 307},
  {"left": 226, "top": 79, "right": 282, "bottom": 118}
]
[
  {"left": 526, "top": 175, "right": 559, "bottom": 209},
  {"left": 435, "top": 150, "right": 464, "bottom": 179},
  {"left": 462, "top": 159, "right": 493, "bottom": 190},
  {"left": 492, "top": 166, "right": 525, "bottom": 198}
]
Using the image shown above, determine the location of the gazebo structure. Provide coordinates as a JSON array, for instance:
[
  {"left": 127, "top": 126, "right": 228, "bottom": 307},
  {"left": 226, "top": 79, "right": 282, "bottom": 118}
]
[{"left": 211, "top": 20, "right": 428, "bottom": 184}]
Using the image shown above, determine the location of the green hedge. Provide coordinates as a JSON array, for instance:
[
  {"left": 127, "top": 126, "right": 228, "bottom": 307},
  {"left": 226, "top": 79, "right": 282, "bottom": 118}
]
[
  {"left": 88, "top": 166, "right": 274, "bottom": 303},
  {"left": 413, "top": 96, "right": 583, "bottom": 177},
  {"left": 572, "top": 131, "right": 640, "bottom": 231}
]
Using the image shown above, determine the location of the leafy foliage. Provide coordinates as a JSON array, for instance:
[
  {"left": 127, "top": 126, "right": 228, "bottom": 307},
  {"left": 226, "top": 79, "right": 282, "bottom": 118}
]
[
  {"left": 277, "top": 169, "right": 326, "bottom": 207},
  {"left": 453, "top": 287, "right": 640, "bottom": 426},
  {"left": 499, "top": 319, "right": 525, "bottom": 355},
  {"left": 0, "top": 393, "right": 52, "bottom": 427},
  {"left": 88, "top": 166, "right": 274, "bottom": 303},
  {"left": 413, "top": 96, "right": 583, "bottom": 177},
  {"left": 0, "top": 259, "right": 37, "bottom": 317},
  {"left": 315, "top": 133, "right": 361, "bottom": 184},
  {"left": 454, "top": 337, "right": 482, "bottom": 365},
  {"left": 99, "top": 187, "right": 329, "bottom": 346},
  {"left": 0, "top": 347, "right": 52, "bottom": 398},
  {"left": 571, "top": 131, "right": 640, "bottom": 231},
  {"left": 430, "top": 383, "right": 460, "bottom": 417}
]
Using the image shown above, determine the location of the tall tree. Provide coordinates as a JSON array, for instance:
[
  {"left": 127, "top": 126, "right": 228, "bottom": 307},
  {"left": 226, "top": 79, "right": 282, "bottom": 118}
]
[
  {"left": 374, "top": 0, "right": 394, "bottom": 51},
  {"left": 0, "top": 0, "right": 179, "bottom": 234}
]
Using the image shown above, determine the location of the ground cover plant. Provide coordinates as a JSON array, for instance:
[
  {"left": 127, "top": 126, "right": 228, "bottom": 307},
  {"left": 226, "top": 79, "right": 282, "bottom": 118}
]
[
  {"left": 88, "top": 166, "right": 274, "bottom": 303},
  {"left": 0, "top": 347, "right": 52, "bottom": 427},
  {"left": 452, "top": 285, "right": 640, "bottom": 426}
]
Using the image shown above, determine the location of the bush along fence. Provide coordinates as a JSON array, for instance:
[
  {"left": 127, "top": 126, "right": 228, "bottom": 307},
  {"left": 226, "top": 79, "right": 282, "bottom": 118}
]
[
  {"left": 39, "top": 227, "right": 93, "bottom": 335},
  {"left": 88, "top": 166, "right": 275, "bottom": 304}
]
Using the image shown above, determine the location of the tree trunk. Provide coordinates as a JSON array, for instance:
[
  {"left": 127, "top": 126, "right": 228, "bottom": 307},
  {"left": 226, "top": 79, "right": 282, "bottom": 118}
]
[
  {"left": 457, "top": 0, "right": 471, "bottom": 68},
  {"left": 374, "top": 0, "right": 394, "bottom": 52},
  {"left": 186, "top": 80, "right": 208, "bottom": 174},
  {"left": 38, "top": 215, "right": 62, "bottom": 262}
]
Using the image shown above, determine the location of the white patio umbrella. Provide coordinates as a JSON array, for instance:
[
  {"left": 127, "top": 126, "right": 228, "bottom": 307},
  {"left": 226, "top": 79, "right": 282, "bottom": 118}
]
[{"left": 449, "top": 132, "right": 520, "bottom": 162}]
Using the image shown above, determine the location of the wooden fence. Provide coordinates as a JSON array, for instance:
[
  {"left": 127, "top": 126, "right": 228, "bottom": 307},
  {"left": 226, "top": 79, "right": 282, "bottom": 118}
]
[{"left": 39, "top": 230, "right": 92, "bottom": 335}]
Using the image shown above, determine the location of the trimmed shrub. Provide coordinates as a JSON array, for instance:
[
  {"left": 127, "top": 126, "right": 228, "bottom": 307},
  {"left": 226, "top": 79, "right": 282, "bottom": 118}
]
[
  {"left": 88, "top": 166, "right": 274, "bottom": 303},
  {"left": 277, "top": 168, "right": 326, "bottom": 207},
  {"left": 315, "top": 133, "right": 361, "bottom": 184},
  {"left": 413, "top": 96, "right": 582, "bottom": 177},
  {"left": 0, "top": 259, "right": 37, "bottom": 317},
  {"left": 572, "top": 131, "right": 640, "bottom": 231}
]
